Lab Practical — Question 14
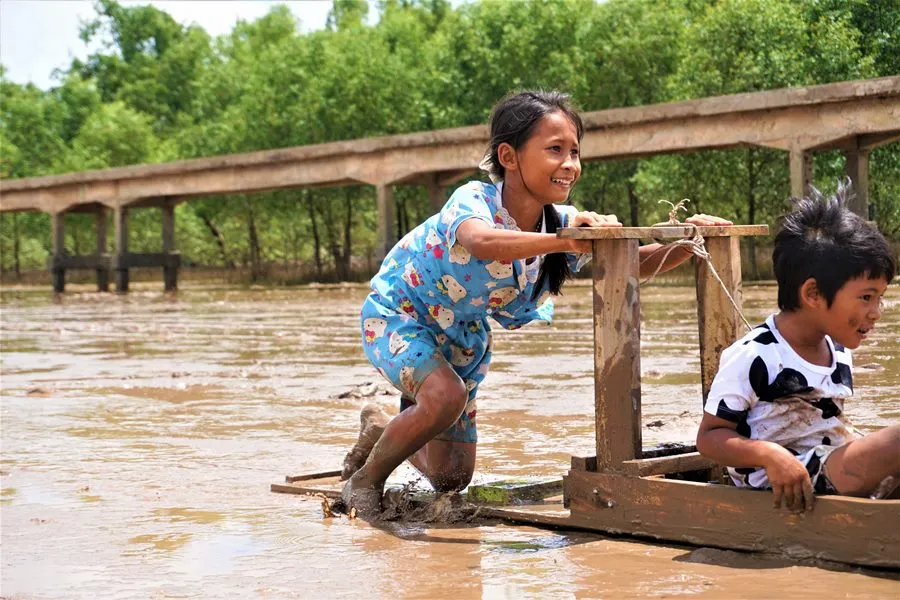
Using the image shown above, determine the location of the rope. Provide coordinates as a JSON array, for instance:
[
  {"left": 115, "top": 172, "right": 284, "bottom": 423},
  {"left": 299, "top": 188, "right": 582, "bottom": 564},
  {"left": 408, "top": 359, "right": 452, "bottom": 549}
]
[{"left": 640, "top": 199, "right": 753, "bottom": 332}]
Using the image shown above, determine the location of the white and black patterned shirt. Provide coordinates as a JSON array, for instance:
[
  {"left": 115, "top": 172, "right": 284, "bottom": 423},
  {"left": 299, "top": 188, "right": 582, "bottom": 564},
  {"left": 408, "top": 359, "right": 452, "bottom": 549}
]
[{"left": 703, "top": 314, "right": 860, "bottom": 488}]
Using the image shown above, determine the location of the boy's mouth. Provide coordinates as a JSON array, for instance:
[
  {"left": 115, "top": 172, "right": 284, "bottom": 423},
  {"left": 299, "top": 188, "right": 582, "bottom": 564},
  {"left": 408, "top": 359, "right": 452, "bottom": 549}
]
[
  {"left": 857, "top": 326, "right": 872, "bottom": 339},
  {"left": 551, "top": 177, "right": 573, "bottom": 188}
]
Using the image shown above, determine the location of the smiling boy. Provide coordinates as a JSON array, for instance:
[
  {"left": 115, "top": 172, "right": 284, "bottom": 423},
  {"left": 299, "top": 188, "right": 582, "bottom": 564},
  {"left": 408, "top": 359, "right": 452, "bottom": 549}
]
[{"left": 696, "top": 184, "right": 899, "bottom": 512}]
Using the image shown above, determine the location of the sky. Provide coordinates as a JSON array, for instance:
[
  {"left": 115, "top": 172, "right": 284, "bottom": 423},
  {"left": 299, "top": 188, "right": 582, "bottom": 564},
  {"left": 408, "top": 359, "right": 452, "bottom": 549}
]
[{"left": 0, "top": 1, "right": 341, "bottom": 89}]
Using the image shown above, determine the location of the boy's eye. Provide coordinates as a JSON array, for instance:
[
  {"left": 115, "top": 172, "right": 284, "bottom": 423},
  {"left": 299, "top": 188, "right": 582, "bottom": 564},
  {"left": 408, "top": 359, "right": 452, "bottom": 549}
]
[
  {"left": 861, "top": 294, "right": 872, "bottom": 302},
  {"left": 571, "top": 149, "right": 580, "bottom": 157},
  {"left": 549, "top": 145, "right": 561, "bottom": 152}
]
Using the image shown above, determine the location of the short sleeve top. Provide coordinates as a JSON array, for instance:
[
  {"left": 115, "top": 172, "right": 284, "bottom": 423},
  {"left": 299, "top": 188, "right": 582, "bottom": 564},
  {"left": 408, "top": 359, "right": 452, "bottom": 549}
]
[{"left": 369, "top": 180, "right": 587, "bottom": 336}]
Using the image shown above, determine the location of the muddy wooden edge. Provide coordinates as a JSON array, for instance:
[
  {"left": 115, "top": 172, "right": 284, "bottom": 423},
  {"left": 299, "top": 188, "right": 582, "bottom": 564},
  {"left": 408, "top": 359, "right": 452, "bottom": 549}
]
[
  {"left": 285, "top": 470, "right": 343, "bottom": 483},
  {"left": 566, "top": 470, "right": 900, "bottom": 569},
  {"left": 559, "top": 225, "right": 769, "bottom": 239},
  {"left": 620, "top": 452, "right": 718, "bottom": 477}
]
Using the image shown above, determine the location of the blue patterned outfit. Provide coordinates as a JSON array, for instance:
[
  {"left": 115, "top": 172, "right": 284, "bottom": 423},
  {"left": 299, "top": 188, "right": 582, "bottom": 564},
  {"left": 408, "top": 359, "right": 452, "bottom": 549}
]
[{"left": 360, "top": 181, "right": 587, "bottom": 443}]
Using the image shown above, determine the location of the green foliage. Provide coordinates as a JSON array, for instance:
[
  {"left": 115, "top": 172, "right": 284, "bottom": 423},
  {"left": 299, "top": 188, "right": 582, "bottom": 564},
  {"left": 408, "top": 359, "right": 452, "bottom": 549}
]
[{"left": 1, "top": 0, "right": 898, "bottom": 280}]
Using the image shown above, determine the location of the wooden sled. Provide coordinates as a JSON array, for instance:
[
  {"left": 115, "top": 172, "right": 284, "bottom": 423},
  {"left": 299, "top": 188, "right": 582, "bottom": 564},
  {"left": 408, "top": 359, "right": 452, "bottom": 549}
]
[
  {"left": 555, "top": 224, "right": 900, "bottom": 570},
  {"left": 274, "top": 225, "right": 899, "bottom": 570}
]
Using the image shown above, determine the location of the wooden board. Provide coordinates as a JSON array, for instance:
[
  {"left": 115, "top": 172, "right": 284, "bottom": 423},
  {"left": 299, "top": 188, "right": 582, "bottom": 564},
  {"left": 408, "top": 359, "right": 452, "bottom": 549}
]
[
  {"left": 566, "top": 470, "right": 900, "bottom": 569},
  {"left": 559, "top": 225, "right": 769, "bottom": 240}
]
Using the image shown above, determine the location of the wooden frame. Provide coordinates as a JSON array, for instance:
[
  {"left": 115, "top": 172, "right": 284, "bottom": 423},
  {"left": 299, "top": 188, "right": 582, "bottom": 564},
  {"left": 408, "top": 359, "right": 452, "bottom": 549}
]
[{"left": 555, "top": 224, "right": 900, "bottom": 569}]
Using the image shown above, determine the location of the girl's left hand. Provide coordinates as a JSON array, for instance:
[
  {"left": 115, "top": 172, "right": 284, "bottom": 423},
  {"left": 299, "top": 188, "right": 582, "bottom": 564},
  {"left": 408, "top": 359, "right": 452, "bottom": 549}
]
[
  {"left": 685, "top": 214, "right": 733, "bottom": 226},
  {"left": 572, "top": 211, "right": 623, "bottom": 228}
]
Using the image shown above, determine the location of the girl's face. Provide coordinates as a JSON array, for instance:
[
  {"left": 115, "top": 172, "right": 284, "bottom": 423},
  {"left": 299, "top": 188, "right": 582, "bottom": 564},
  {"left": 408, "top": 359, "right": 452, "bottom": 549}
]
[{"left": 505, "top": 111, "right": 581, "bottom": 204}]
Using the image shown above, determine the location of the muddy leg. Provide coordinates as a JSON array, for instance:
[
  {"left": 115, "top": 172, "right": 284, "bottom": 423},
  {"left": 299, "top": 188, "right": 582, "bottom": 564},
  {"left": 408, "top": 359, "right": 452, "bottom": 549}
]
[
  {"left": 334, "top": 365, "right": 467, "bottom": 519},
  {"left": 341, "top": 404, "right": 391, "bottom": 481}
]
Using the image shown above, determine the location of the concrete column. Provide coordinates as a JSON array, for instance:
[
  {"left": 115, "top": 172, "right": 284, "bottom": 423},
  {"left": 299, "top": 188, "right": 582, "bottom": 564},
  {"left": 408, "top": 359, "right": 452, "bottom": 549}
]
[
  {"left": 375, "top": 184, "right": 396, "bottom": 260},
  {"left": 427, "top": 179, "right": 445, "bottom": 214},
  {"left": 51, "top": 212, "right": 65, "bottom": 293},
  {"left": 114, "top": 206, "right": 129, "bottom": 293},
  {"left": 843, "top": 143, "right": 869, "bottom": 218},
  {"left": 789, "top": 147, "right": 813, "bottom": 199},
  {"left": 161, "top": 202, "right": 177, "bottom": 291},
  {"left": 95, "top": 208, "right": 109, "bottom": 292}
]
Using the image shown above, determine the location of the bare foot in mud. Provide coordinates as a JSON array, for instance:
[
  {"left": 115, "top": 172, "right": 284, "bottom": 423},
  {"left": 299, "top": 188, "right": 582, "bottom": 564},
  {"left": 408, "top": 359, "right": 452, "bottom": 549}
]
[
  {"left": 341, "top": 404, "right": 391, "bottom": 481},
  {"left": 332, "top": 475, "right": 384, "bottom": 520}
]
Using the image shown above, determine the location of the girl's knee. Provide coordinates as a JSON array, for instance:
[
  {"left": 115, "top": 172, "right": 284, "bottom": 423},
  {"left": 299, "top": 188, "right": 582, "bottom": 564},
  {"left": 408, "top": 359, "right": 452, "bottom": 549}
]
[{"left": 432, "top": 463, "right": 474, "bottom": 493}]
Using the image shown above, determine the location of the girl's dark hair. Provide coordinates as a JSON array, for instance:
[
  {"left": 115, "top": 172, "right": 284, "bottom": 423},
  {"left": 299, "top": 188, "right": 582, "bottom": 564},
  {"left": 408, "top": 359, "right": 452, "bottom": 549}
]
[
  {"left": 481, "top": 90, "right": 585, "bottom": 300},
  {"left": 773, "top": 180, "right": 895, "bottom": 311}
]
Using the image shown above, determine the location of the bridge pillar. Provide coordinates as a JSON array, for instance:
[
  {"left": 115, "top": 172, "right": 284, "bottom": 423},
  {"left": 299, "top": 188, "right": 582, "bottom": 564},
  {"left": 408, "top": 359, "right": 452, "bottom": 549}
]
[
  {"left": 114, "top": 206, "right": 129, "bottom": 293},
  {"left": 95, "top": 207, "right": 109, "bottom": 292},
  {"left": 161, "top": 201, "right": 177, "bottom": 291},
  {"left": 789, "top": 147, "right": 813, "bottom": 199},
  {"left": 843, "top": 141, "right": 869, "bottom": 218},
  {"left": 51, "top": 212, "right": 65, "bottom": 293},
  {"left": 376, "top": 184, "right": 396, "bottom": 260},
  {"left": 427, "top": 178, "right": 446, "bottom": 214}
]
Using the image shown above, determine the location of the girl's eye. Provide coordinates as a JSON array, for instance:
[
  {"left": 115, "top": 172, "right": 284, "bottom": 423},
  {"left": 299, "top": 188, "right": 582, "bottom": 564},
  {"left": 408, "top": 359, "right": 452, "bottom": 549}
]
[
  {"left": 861, "top": 294, "right": 872, "bottom": 302},
  {"left": 571, "top": 149, "right": 580, "bottom": 157},
  {"left": 549, "top": 145, "right": 562, "bottom": 152}
]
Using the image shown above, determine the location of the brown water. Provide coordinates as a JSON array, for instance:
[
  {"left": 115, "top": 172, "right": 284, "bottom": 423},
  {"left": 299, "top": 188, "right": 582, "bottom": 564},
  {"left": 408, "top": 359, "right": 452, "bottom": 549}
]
[{"left": 1, "top": 281, "right": 898, "bottom": 599}]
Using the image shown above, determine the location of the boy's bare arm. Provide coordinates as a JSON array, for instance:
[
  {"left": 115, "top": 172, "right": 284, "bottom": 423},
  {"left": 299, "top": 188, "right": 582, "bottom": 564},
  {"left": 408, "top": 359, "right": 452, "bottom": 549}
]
[{"left": 697, "top": 413, "right": 815, "bottom": 511}]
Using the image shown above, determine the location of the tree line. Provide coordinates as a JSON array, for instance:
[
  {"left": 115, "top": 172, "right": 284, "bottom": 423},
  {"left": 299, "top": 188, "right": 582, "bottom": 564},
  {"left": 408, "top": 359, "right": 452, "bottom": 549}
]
[{"left": 2, "top": 0, "right": 898, "bottom": 282}]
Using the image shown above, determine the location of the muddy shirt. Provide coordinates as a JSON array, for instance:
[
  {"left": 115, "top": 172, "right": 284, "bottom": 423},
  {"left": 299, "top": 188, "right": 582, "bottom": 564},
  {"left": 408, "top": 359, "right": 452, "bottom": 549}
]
[{"left": 704, "top": 314, "right": 860, "bottom": 488}]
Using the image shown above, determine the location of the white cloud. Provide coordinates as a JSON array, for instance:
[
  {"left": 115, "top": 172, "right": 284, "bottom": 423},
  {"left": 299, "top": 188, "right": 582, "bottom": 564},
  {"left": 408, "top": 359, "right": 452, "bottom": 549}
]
[{"left": 0, "top": 0, "right": 335, "bottom": 89}]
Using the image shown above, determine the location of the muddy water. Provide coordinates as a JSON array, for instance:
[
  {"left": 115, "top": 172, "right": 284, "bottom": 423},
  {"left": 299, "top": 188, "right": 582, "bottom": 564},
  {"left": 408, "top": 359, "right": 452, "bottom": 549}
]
[{"left": 1, "top": 281, "right": 898, "bottom": 599}]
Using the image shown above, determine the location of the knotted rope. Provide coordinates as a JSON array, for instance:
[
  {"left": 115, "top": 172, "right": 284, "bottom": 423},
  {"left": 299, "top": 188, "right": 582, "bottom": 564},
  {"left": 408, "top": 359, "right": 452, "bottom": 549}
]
[{"left": 640, "top": 199, "right": 752, "bottom": 332}]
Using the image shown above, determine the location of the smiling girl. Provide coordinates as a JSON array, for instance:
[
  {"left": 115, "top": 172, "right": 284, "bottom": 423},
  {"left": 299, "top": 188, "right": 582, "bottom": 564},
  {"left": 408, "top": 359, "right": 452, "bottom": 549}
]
[{"left": 338, "top": 90, "right": 731, "bottom": 517}]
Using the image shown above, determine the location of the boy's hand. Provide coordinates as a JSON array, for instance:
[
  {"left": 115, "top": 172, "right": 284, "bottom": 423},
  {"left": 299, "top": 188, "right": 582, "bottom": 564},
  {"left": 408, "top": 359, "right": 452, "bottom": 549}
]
[{"left": 763, "top": 444, "right": 815, "bottom": 512}]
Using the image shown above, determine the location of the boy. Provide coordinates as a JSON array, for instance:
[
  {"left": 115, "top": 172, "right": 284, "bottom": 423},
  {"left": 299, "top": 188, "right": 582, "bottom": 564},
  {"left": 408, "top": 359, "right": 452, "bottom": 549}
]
[{"left": 696, "top": 184, "right": 899, "bottom": 512}]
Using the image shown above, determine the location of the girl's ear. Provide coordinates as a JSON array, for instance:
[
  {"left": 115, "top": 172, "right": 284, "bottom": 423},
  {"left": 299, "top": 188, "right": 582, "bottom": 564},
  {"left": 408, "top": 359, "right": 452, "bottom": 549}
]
[
  {"left": 799, "top": 277, "right": 823, "bottom": 309},
  {"left": 497, "top": 142, "right": 517, "bottom": 172}
]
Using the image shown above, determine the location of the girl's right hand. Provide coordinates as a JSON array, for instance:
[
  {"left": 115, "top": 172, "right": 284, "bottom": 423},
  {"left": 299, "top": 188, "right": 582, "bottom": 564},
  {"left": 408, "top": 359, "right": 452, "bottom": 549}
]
[
  {"left": 567, "top": 211, "right": 622, "bottom": 253},
  {"left": 763, "top": 444, "right": 815, "bottom": 512}
]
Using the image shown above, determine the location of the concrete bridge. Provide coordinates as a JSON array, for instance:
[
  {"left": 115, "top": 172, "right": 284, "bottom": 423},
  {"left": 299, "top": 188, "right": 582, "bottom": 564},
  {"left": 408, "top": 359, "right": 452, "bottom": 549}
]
[{"left": 1, "top": 76, "right": 898, "bottom": 292}]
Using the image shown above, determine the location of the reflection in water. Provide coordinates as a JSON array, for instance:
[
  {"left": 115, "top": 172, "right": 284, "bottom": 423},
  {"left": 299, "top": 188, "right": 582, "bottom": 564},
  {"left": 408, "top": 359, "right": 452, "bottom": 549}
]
[{"left": 1, "top": 282, "right": 898, "bottom": 598}]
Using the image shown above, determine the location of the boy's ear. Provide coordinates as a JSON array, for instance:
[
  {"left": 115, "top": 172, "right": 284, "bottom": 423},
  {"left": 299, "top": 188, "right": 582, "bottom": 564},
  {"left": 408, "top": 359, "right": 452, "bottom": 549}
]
[
  {"left": 798, "top": 277, "right": 824, "bottom": 309},
  {"left": 497, "top": 143, "right": 518, "bottom": 172}
]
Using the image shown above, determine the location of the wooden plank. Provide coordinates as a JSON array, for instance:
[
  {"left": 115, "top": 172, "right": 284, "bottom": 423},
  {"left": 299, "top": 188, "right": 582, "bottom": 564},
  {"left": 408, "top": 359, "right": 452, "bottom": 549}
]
[
  {"left": 571, "top": 455, "right": 597, "bottom": 472},
  {"left": 467, "top": 478, "right": 563, "bottom": 505},
  {"left": 285, "top": 470, "right": 342, "bottom": 483},
  {"left": 592, "top": 239, "right": 642, "bottom": 470},
  {"left": 620, "top": 452, "right": 718, "bottom": 477},
  {"left": 559, "top": 225, "right": 768, "bottom": 240},
  {"left": 566, "top": 470, "right": 900, "bottom": 569},
  {"left": 695, "top": 235, "right": 744, "bottom": 405}
]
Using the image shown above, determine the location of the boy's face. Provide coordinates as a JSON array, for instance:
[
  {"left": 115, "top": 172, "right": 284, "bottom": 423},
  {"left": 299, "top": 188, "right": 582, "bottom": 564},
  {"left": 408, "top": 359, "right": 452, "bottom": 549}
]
[{"left": 818, "top": 274, "right": 889, "bottom": 349}]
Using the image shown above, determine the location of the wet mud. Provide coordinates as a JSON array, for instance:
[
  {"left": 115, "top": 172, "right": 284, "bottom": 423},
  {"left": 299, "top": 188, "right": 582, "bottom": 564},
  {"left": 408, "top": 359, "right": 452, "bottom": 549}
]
[{"left": 1, "top": 281, "right": 899, "bottom": 598}]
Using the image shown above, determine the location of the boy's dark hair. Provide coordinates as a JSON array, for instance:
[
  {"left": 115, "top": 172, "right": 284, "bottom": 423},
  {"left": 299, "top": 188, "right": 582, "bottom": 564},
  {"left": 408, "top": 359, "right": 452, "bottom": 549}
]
[
  {"left": 482, "top": 90, "right": 585, "bottom": 300},
  {"left": 773, "top": 181, "right": 895, "bottom": 311}
]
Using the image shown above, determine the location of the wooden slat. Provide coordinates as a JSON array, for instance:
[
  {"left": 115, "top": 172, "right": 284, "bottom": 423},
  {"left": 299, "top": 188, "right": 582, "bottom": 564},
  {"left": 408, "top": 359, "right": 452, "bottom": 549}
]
[
  {"left": 620, "top": 452, "right": 718, "bottom": 477},
  {"left": 695, "top": 236, "right": 744, "bottom": 405},
  {"left": 592, "top": 239, "right": 642, "bottom": 470},
  {"left": 559, "top": 225, "right": 768, "bottom": 240},
  {"left": 285, "top": 470, "right": 342, "bottom": 483},
  {"left": 566, "top": 470, "right": 900, "bottom": 569}
]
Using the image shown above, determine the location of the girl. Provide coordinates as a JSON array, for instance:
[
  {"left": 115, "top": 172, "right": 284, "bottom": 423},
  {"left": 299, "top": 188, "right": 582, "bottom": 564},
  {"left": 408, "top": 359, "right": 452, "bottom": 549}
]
[{"left": 338, "top": 90, "right": 731, "bottom": 517}]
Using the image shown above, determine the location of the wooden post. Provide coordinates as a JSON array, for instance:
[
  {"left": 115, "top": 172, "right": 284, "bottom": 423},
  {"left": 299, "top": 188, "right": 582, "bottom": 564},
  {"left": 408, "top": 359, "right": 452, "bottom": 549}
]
[
  {"left": 51, "top": 212, "right": 65, "bottom": 293},
  {"left": 843, "top": 141, "right": 869, "bottom": 218},
  {"left": 95, "top": 207, "right": 109, "bottom": 292},
  {"left": 114, "top": 206, "right": 129, "bottom": 293},
  {"left": 427, "top": 178, "right": 445, "bottom": 214},
  {"left": 592, "top": 238, "right": 642, "bottom": 470},
  {"left": 789, "top": 147, "right": 813, "bottom": 199},
  {"left": 161, "top": 201, "right": 177, "bottom": 291},
  {"left": 694, "top": 236, "right": 743, "bottom": 405},
  {"left": 375, "top": 184, "right": 395, "bottom": 260}
]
